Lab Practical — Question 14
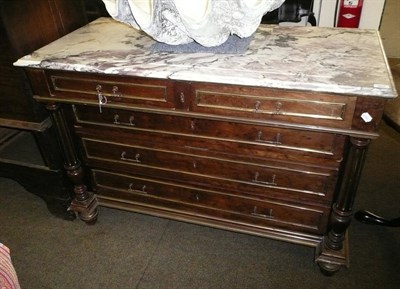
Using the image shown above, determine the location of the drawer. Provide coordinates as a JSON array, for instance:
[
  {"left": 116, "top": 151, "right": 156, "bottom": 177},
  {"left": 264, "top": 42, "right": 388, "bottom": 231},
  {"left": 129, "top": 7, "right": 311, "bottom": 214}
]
[
  {"left": 45, "top": 71, "right": 177, "bottom": 109},
  {"left": 189, "top": 83, "right": 357, "bottom": 129},
  {"left": 82, "top": 138, "right": 338, "bottom": 204},
  {"left": 75, "top": 122, "right": 343, "bottom": 167},
  {"left": 73, "top": 106, "right": 346, "bottom": 164},
  {"left": 92, "top": 169, "right": 330, "bottom": 234},
  {"left": 74, "top": 105, "right": 344, "bottom": 159}
]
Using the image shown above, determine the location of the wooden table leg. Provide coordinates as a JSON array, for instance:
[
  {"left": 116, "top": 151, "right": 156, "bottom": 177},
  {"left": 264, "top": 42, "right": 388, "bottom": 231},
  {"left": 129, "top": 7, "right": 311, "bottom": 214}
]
[
  {"left": 316, "top": 137, "right": 370, "bottom": 275},
  {"left": 46, "top": 102, "right": 98, "bottom": 224}
]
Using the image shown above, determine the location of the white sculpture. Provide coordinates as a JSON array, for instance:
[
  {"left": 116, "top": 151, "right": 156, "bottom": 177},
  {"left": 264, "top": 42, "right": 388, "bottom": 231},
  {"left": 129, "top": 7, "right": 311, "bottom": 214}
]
[{"left": 102, "top": 0, "right": 285, "bottom": 47}]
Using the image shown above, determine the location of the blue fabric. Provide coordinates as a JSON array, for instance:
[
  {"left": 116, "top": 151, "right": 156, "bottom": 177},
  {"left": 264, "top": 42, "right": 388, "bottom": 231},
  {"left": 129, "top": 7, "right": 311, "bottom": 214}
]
[{"left": 151, "top": 34, "right": 254, "bottom": 54}]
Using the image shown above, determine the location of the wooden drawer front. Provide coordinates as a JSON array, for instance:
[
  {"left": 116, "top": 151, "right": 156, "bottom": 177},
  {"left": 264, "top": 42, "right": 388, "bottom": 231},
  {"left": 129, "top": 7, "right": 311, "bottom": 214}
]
[
  {"left": 190, "top": 83, "right": 357, "bottom": 129},
  {"left": 74, "top": 106, "right": 345, "bottom": 161},
  {"left": 82, "top": 138, "right": 338, "bottom": 203},
  {"left": 75, "top": 122, "right": 344, "bottom": 167},
  {"left": 93, "top": 170, "right": 330, "bottom": 234},
  {"left": 46, "top": 71, "right": 176, "bottom": 109}
]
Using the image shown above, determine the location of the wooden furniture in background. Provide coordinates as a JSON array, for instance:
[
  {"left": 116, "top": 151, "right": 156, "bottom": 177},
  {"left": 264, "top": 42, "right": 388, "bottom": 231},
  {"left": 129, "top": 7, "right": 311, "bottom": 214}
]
[
  {"left": 0, "top": 0, "right": 88, "bottom": 219},
  {"left": 83, "top": 0, "right": 109, "bottom": 22}
]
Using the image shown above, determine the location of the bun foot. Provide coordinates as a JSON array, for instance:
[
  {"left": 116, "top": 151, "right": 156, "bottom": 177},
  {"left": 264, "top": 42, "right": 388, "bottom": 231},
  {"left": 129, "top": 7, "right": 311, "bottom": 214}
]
[
  {"left": 68, "top": 193, "right": 99, "bottom": 224},
  {"left": 317, "top": 261, "right": 341, "bottom": 276}
]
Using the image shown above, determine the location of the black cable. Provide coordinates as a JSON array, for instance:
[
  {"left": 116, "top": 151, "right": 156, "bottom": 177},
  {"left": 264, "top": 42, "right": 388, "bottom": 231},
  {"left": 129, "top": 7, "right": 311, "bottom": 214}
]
[{"left": 334, "top": 0, "right": 340, "bottom": 27}]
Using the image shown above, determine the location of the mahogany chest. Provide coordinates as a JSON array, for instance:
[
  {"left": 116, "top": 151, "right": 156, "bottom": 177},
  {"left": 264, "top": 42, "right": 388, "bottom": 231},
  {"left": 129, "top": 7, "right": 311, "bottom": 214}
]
[{"left": 16, "top": 18, "right": 397, "bottom": 274}]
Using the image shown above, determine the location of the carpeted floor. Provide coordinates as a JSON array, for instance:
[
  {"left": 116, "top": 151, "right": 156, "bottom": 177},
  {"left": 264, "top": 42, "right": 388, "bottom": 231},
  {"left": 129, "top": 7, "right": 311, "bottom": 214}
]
[{"left": 0, "top": 119, "right": 399, "bottom": 289}]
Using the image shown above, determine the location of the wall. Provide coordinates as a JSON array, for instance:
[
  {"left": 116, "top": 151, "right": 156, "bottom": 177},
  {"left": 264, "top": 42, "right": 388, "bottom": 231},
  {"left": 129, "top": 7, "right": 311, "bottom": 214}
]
[
  {"left": 313, "top": 0, "right": 385, "bottom": 29},
  {"left": 379, "top": 0, "right": 400, "bottom": 58}
]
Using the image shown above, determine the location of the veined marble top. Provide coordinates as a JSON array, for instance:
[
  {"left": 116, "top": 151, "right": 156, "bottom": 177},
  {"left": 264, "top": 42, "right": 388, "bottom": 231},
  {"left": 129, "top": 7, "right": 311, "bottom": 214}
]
[{"left": 15, "top": 17, "right": 397, "bottom": 98}]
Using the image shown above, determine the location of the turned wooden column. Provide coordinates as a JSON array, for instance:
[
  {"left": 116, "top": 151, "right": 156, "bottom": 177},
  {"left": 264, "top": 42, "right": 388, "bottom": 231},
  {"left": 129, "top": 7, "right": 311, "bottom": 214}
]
[
  {"left": 46, "top": 102, "right": 98, "bottom": 224},
  {"left": 316, "top": 137, "right": 370, "bottom": 274},
  {"left": 327, "top": 137, "right": 370, "bottom": 249}
]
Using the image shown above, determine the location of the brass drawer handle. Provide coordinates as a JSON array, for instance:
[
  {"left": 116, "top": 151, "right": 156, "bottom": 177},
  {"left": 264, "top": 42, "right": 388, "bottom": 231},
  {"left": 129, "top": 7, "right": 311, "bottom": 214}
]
[
  {"left": 253, "top": 172, "right": 277, "bottom": 186},
  {"left": 128, "top": 183, "right": 147, "bottom": 194},
  {"left": 96, "top": 84, "right": 107, "bottom": 113},
  {"left": 256, "top": 131, "right": 282, "bottom": 145},
  {"left": 113, "top": 114, "right": 135, "bottom": 126},
  {"left": 129, "top": 115, "right": 135, "bottom": 126},
  {"left": 112, "top": 86, "right": 121, "bottom": 100},
  {"left": 121, "top": 151, "right": 141, "bottom": 163},
  {"left": 113, "top": 114, "right": 120, "bottom": 124},
  {"left": 274, "top": 101, "right": 282, "bottom": 115},
  {"left": 251, "top": 206, "right": 274, "bottom": 219}
]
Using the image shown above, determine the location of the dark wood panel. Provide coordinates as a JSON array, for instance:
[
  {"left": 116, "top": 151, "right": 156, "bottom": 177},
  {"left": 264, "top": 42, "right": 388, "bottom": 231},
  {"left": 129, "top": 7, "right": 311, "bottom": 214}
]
[
  {"left": 0, "top": 0, "right": 87, "bottom": 59},
  {"left": 0, "top": 0, "right": 88, "bottom": 218},
  {"left": 45, "top": 70, "right": 177, "bottom": 110},
  {"left": 93, "top": 169, "right": 330, "bottom": 234},
  {"left": 352, "top": 96, "right": 386, "bottom": 133},
  {"left": 0, "top": 0, "right": 88, "bottom": 123},
  {"left": 74, "top": 120, "right": 345, "bottom": 166},
  {"left": 74, "top": 105, "right": 344, "bottom": 157},
  {"left": 81, "top": 137, "right": 338, "bottom": 205},
  {"left": 190, "top": 82, "right": 357, "bottom": 129}
]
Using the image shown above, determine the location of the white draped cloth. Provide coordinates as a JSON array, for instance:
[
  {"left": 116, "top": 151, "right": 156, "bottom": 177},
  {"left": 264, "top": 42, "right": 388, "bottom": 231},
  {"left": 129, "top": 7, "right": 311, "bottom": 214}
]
[{"left": 102, "top": 0, "right": 285, "bottom": 47}]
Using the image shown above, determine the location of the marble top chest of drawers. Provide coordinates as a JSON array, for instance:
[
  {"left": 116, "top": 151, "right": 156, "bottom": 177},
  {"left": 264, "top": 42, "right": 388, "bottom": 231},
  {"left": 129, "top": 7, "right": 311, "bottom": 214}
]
[{"left": 16, "top": 18, "right": 397, "bottom": 274}]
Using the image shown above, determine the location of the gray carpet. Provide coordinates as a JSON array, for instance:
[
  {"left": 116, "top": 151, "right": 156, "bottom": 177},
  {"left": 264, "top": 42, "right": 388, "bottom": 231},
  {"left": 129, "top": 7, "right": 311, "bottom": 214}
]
[{"left": 0, "top": 121, "right": 399, "bottom": 289}]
